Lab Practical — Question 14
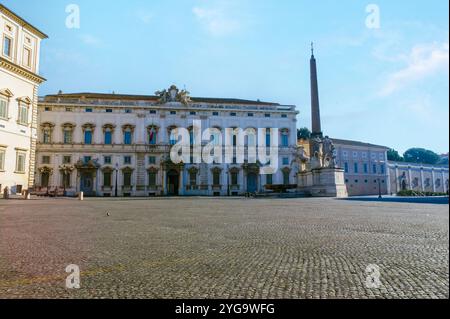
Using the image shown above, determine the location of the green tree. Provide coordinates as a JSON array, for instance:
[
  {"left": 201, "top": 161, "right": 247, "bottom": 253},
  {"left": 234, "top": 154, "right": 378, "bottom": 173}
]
[
  {"left": 403, "top": 148, "right": 440, "bottom": 165},
  {"left": 387, "top": 149, "right": 404, "bottom": 162},
  {"left": 297, "top": 127, "right": 311, "bottom": 140},
  {"left": 438, "top": 156, "right": 449, "bottom": 166}
]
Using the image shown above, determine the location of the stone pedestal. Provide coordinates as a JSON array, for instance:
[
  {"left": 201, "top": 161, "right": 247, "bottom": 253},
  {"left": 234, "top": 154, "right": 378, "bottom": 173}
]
[{"left": 298, "top": 168, "right": 348, "bottom": 198}]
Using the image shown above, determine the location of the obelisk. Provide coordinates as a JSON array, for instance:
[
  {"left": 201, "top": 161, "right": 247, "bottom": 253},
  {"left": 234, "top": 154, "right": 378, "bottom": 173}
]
[{"left": 310, "top": 43, "right": 323, "bottom": 138}]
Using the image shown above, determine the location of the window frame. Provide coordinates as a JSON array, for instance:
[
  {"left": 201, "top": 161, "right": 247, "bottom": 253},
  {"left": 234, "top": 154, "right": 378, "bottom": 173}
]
[{"left": 15, "top": 151, "right": 26, "bottom": 174}]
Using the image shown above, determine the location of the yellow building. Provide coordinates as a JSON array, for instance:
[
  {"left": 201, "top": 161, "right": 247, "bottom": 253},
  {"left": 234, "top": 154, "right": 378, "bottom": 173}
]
[{"left": 0, "top": 4, "right": 47, "bottom": 195}]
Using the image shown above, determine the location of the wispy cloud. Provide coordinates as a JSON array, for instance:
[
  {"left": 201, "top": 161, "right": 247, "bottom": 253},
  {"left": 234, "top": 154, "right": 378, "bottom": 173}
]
[
  {"left": 192, "top": 3, "right": 240, "bottom": 37},
  {"left": 79, "top": 34, "right": 102, "bottom": 47},
  {"left": 380, "top": 42, "right": 449, "bottom": 96}
]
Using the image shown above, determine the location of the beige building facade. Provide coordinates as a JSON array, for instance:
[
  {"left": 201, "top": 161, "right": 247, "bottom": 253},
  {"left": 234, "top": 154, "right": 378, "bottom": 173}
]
[
  {"left": 36, "top": 87, "right": 299, "bottom": 197},
  {"left": 0, "top": 4, "right": 47, "bottom": 195}
]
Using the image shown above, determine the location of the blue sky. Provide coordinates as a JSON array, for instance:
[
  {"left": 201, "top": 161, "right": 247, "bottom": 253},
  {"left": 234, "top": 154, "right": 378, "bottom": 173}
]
[{"left": 4, "top": 0, "right": 449, "bottom": 154}]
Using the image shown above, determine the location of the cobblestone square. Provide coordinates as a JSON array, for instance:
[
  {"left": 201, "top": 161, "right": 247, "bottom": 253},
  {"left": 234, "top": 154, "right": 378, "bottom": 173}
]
[{"left": 0, "top": 197, "right": 448, "bottom": 299}]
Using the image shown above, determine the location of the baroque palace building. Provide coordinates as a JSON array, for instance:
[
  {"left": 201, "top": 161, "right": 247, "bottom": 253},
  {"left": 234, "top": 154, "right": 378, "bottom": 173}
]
[
  {"left": 0, "top": 4, "right": 47, "bottom": 195},
  {"left": 36, "top": 86, "right": 299, "bottom": 197}
]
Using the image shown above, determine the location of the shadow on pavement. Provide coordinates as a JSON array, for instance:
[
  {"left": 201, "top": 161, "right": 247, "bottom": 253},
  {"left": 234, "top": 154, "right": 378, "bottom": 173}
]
[{"left": 340, "top": 196, "right": 449, "bottom": 205}]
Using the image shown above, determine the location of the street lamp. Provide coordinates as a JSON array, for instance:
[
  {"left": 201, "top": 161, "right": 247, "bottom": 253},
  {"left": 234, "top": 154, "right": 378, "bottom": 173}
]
[{"left": 115, "top": 163, "right": 119, "bottom": 197}]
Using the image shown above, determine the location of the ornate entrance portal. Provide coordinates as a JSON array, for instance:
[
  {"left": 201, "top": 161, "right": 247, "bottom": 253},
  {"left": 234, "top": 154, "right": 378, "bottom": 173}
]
[{"left": 75, "top": 159, "right": 100, "bottom": 197}]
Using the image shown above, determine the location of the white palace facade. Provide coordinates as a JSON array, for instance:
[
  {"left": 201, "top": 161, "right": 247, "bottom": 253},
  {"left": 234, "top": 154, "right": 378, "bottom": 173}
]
[
  {"left": 36, "top": 86, "right": 299, "bottom": 197},
  {"left": 0, "top": 4, "right": 47, "bottom": 195}
]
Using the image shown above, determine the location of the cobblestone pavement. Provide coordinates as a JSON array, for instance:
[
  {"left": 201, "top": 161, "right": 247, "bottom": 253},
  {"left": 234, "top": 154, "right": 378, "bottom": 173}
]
[{"left": 0, "top": 197, "right": 448, "bottom": 299}]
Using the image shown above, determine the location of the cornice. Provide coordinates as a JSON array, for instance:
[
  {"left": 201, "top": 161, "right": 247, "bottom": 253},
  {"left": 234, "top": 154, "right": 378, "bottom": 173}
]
[
  {"left": 0, "top": 57, "right": 46, "bottom": 84},
  {"left": 0, "top": 4, "right": 48, "bottom": 39}
]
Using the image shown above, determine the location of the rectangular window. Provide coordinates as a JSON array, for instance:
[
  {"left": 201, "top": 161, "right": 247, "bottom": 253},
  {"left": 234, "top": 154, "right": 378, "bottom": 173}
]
[
  {"left": 248, "top": 113, "right": 254, "bottom": 117},
  {"left": 123, "top": 172, "right": 132, "bottom": 186},
  {"left": 266, "top": 174, "right": 273, "bottom": 185},
  {"left": 281, "top": 135, "right": 289, "bottom": 147},
  {"left": 354, "top": 163, "right": 359, "bottom": 174},
  {"left": 281, "top": 114, "right": 288, "bottom": 118},
  {"left": 124, "top": 156, "right": 132, "bottom": 165},
  {"left": 148, "top": 156, "right": 156, "bottom": 165},
  {"left": 63, "top": 156, "right": 71, "bottom": 164},
  {"left": 149, "top": 110, "right": 157, "bottom": 114},
  {"left": 84, "top": 131, "right": 92, "bottom": 144},
  {"left": 282, "top": 157, "right": 289, "bottom": 166},
  {"left": 65, "top": 107, "right": 72, "bottom": 112},
  {"left": 42, "top": 156, "right": 50, "bottom": 164},
  {"left": 3, "top": 36, "right": 12, "bottom": 57},
  {"left": 212, "top": 112, "right": 219, "bottom": 116},
  {"left": 0, "top": 98, "right": 8, "bottom": 119},
  {"left": 149, "top": 172, "right": 157, "bottom": 187},
  {"left": 85, "top": 108, "right": 93, "bottom": 113},
  {"left": 190, "top": 171, "right": 197, "bottom": 186},
  {"left": 380, "top": 164, "right": 385, "bottom": 175},
  {"left": 373, "top": 164, "right": 377, "bottom": 174},
  {"left": 15, "top": 152, "right": 26, "bottom": 173},
  {"left": 0, "top": 149, "right": 5, "bottom": 171},
  {"left": 103, "top": 172, "right": 112, "bottom": 187},
  {"left": 363, "top": 163, "right": 368, "bottom": 174},
  {"left": 231, "top": 172, "right": 238, "bottom": 186},
  {"left": 84, "top": 156, "right": 92, "bottom": 164},
  {"left": 213, "top": 172, "right": 220, "bottom": 185},
  {"left": 104, "top": 131, "right": 112, "bottom": 145},
  {"left": 18, "top": 103, "right": 28, "bottom": 125},
  {"left": 230, "top": 112, "right": 237, "bottom": 117},
  {"left": 104, "top": 156, "right": 112, "bottom": 164},
  {"left": 283, "top": 171, "right": 290, "bottom": 185},
  {"left": 265, "top": 114, "right": 271, "bottom": 118},
  {"left": 124, "top": 131, "right": 132, "bottom": 145},
  {"left": 63, "top": 130, "right": 72, "bottom": 144},
  {"left": 125, "top": 109, "right": 132, "bottom": 114},
  {"left": 62, "top": 173, "right": 71, "bottom": 188},
  {"left": 344, "top": 162, "right": 349, "bottom": 173},
  {"left": 23, "top": 47, "right": 32, "bottom": 67},
  {"left": 190, "top": 111, "right": 197, "bottom": 115}
]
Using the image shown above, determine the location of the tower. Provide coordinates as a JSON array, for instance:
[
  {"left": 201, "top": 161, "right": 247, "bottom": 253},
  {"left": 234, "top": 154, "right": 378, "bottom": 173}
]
[{"left": 310, "top": 43, "right": 323, "bottom": 138}]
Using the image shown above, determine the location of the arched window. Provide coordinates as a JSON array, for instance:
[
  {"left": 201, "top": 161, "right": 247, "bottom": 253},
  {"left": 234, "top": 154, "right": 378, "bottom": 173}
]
[
  {"left": 62, "top": 123, "right": 75, "bottom": 144},
  {"left": 82, "top": 123, "right": 96, "bottom": 145},
  {"left": 41, "top": 122, "right": 55, "bottom": 144},
  {"left": 147, "top": 125, "right": 159, "bottom": 145},
  {"left": 122, "top": 124, "right": 135, "bottom": 145},
  {"left": 244, "top": 128, "right": 257, "bottom": 147},
  {"left": 280, "top": 129, "right": 289, "bottom": 147},
  {"left": 188, "top": 167, "right": 198, "bottom": 186},
  {"left": 211, "top": 127, "right": 222, "bottom": 146},
  {"left": 103, "top": 124, "right": 116, "bottom": 145},
  {"left": 168, "top": 126, "right": 178, "bottom": 145},
  {"left": 212, "top": 167, "right": 222, "bottom": 186}
]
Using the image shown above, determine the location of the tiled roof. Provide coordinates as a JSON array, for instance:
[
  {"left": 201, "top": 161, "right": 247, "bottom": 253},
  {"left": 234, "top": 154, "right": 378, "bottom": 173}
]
[
  {"left": 331, "top": 138, "right": 390, "bottom": 150},
  {"left": 43, "top": 92, "right": 280, "bottom": 106}
]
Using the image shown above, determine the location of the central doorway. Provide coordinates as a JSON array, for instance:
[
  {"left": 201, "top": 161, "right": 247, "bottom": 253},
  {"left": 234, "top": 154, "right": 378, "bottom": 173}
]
[
  {"left": 247, "top": 173, "right": 258, "bottom": 193},
  {"left": 80, "top": 173, "right": 94, "bottom": 196},
  {"left": 167, "top": 170, "right": 180, "bottom": 196}
]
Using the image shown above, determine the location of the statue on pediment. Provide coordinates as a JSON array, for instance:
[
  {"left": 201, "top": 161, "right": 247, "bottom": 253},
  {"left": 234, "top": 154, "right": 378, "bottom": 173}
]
[{"left": 155, "top": 85, "right": 192, "bottom": 105}]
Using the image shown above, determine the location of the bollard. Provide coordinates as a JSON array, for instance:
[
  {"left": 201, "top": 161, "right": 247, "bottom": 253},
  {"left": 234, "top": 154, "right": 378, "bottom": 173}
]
[
  {"left": 78, "top": 191, "right": 84, "bottom": 201},
  {"left": 24, "top": 190, "right": 31, "bottom": 200}
]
